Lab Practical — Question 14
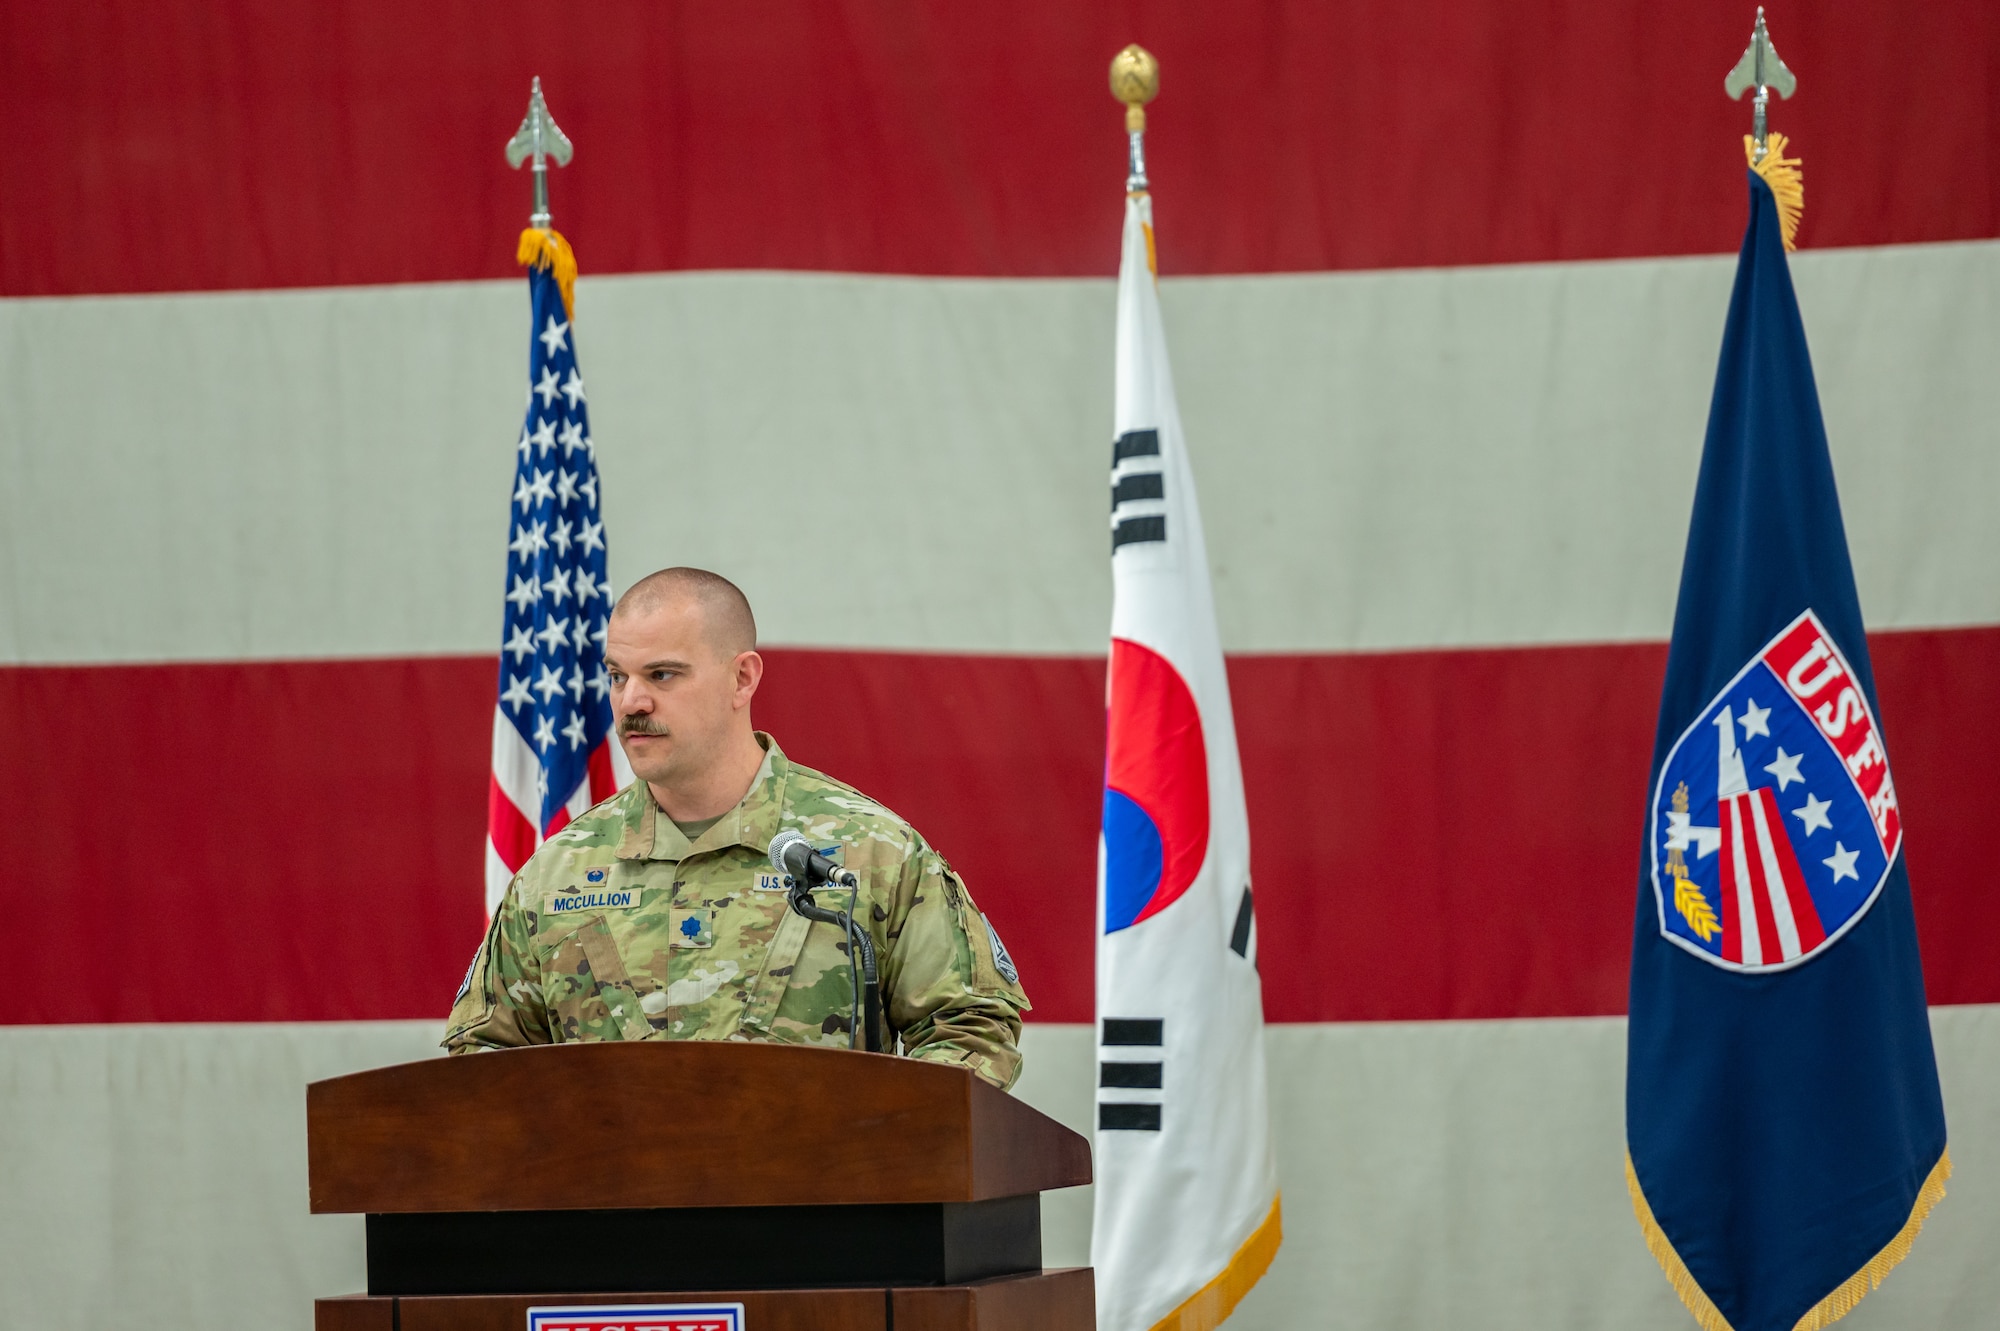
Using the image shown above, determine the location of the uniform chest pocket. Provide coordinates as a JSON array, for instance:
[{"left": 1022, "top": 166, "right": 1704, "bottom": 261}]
[
  {"left": 542, "top": 916, "right": 653, "bottom": 1043},
  {"left": 671, "top": 907, "right": 716, "bottom": 948}
]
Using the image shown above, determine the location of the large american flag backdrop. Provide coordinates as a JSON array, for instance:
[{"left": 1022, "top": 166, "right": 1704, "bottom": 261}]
[{"left": 2, "top": 4, "right": 1996, "bottom": 1328}]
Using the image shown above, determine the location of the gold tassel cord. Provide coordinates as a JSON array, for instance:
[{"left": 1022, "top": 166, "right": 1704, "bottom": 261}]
[
  {"left": 517, "top": 226, "right": 578, "bottom": 320},
  {"left": 1627, "top": 1148, "right": 1952, "bottom": 1331},
  {"left": 1746, "top": 132, "right": 1804, "bottom": 251}
]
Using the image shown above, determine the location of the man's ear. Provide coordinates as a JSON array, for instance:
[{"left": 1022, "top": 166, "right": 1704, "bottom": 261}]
[{"left": 733, "top": 650, "right": 764, "bottom": 709}]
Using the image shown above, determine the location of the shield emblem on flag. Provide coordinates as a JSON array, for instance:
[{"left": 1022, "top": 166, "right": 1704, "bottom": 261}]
[{"left": 1650, "top": 609, "right": 1902, "bottom": 972}]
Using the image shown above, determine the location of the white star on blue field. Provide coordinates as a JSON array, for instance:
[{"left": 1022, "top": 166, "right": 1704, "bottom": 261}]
[{"left": 498, "top": 278, "right": 613, "bottom": 827}]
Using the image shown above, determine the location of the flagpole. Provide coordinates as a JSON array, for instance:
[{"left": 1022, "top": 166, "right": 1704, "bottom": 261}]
[
  {"left": 1110, "top": 45, "right": 1159, "bottom": 194},
  {"left": 1724, "top": 10, "right": 1805, "bottom": 251},
  {"left": 1724, "top": 8, "right": 1796, "bottom": 165},
  {"left": 506, "top": 76, "right": 574, "bottom": 229},
  {"left": 505, "top": 79, "right": 581, "bottom": 323}
]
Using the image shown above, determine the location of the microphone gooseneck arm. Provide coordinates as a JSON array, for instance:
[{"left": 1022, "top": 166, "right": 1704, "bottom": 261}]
[{"left": 769, "top": 832, "right": 882, "bottom": 1052}]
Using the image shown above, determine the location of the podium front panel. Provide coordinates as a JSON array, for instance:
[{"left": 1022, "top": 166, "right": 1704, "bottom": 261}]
[
  {"left": 316, "top": 1271, "right": 1094, "bottom": 1331},
  {"left": 364, "top": 1196, "right": 1040, "bottom": 1294}
]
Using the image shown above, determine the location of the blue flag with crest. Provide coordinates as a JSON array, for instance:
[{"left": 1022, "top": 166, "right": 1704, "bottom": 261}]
[{"left": 1626, "top": 170, "right": 1949, "bottom": 1331}]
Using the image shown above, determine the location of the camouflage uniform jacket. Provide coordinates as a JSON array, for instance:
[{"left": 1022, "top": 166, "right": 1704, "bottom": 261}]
[{"left": 444, "top": 734, "right": 1030, "bottom": 1089}]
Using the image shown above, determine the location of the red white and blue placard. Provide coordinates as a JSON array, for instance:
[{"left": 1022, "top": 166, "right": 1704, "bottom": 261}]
[
  {"left": 526, "top": 1304, "right": 744, "bottom": 1331},
  {"left": 1649, "top": 608, "right": 1901, "bottom": 972}
]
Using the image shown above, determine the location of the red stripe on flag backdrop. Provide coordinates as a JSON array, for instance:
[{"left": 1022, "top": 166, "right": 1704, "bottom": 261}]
[
  {"left": 3, "top": 0, "right": 1996, "bottom": 297},
  {"left": 2, "top": 628, "right": 1994, "bottom": 1025}
]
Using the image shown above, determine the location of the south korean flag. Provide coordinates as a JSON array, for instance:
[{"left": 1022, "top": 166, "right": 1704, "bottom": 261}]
[{"left": 1093, "top": 186, "right": 1281, "bottom": 1331}]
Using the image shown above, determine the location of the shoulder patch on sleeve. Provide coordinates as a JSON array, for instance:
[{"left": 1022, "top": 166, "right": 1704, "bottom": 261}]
[
  {"left": 984, "top": 917, "right": 1020, "bottom": 985},
  {"left": 453, "top": 946, "right": 481, "bottom": 1004}
]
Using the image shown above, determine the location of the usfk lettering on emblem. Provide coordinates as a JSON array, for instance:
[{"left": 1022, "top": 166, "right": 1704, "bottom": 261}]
[{"left": 547, "top": 886, "right": 644, "bottom": 914}]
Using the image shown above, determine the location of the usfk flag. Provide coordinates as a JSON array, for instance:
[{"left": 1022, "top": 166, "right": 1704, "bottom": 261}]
[
  {"left": 1626, "top": 156, "right": 1949, "bottom": 1331},
  {"left": 1093, "top": 186, "right": 1281, "bottom": 1330}
]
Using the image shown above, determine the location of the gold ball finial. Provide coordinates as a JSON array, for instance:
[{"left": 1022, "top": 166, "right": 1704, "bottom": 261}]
[{"left": 1110, "top": 44, "right": 1159, "bottom": 134}]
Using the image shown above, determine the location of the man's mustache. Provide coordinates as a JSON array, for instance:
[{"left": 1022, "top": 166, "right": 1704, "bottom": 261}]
[{"left": 619, "top": 718, "right": 670, "bottom": 737}]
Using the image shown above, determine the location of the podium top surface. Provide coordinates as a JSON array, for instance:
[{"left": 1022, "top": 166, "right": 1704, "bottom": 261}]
[{"left": 307, "top": 1041, "right": 1092, "bottom": 1214}]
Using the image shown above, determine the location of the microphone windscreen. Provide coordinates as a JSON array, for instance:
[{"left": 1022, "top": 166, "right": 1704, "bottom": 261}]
[{"left": 768, "top": 828, "right": 809, "bottom": 876}]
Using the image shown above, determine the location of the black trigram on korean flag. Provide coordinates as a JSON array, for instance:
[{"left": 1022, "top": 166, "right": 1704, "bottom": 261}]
[
  {"left": 1098, "top": 1017, "right": 1163, "bottom": 1131},
  {"left": 1111, "top": 429, "right": 1166, "bottom": 551}
]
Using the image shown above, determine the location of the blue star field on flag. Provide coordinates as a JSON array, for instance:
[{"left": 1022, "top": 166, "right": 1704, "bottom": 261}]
[{"left": 497, "top": 260, "right": 613, "bottom": 831}]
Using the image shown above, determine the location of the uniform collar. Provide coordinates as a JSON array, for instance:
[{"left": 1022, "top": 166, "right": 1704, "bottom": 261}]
[{"left": 617, "top": 732, "right": 789, "bottom": 862}]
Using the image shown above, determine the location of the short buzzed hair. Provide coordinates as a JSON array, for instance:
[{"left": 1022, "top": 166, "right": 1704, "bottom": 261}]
[{"left": 612, "top": 567, "right": 758, "bottom": 657}]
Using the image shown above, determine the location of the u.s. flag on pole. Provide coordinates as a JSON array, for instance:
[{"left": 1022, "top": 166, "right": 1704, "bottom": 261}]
[
  {"left": 485, "top": 230, "right": 626, "bottom": 911},
  {"left": 1092, "top": 181, "right": 1281, "bottom": 1329}
]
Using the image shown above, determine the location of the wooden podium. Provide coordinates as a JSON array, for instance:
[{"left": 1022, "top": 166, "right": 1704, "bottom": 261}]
[{"left": 307, "top": 1041, "right": 1094, "bottom": 1331}]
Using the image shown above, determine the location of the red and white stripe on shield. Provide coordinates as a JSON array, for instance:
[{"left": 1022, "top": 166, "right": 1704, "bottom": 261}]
[{"left": 1719, "top": 786, "right": 1827, "bottom": 966}]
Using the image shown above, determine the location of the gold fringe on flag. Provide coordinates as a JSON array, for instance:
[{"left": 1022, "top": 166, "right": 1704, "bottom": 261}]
[
  {"left": 1625, "top": 1156, "right": 1733, "bottom": 1331},
  {"left": 517, "top": 226, "right": 578, "bottom": 320},
  {"left": 1745, "top": 132, "right": 1804, "bottom": 252},
  {"left": 1145, "top": 1194, "right": 1283, "bottom": 1331},
  {"left": 1626, "top": 1148, "right": 1950, "bottom": 1331},
  {"left": 1791, "top": 1149, "right": 1951, "bottom": 1331}
]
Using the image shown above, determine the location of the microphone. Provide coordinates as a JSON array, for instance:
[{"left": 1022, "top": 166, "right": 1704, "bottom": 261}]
[
  {"left": 768, "top": 828, "right": 859, "bottom": 890},
  {"left": 767, "top": 829, "right": 881, "bottom": 1054}
]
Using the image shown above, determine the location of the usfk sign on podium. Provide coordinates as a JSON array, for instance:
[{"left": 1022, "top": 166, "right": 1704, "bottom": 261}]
[{"left": 307, "top": 1042, "right": 1093, "bottom": 1331}]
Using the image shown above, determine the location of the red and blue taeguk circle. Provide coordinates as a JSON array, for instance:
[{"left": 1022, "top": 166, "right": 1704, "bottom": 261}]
[{"left": 1102, "top": 638, "right": 1211, "bottom": 933}]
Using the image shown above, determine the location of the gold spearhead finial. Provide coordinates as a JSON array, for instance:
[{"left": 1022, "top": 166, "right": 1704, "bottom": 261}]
[{"left": 1110, "top": 44, "right": 1160, "bottom": 134}]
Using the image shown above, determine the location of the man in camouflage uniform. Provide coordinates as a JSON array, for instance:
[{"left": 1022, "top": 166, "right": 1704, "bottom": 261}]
[{"left": 445, "top": 567, "right": 1029, "bottom": 1089}]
